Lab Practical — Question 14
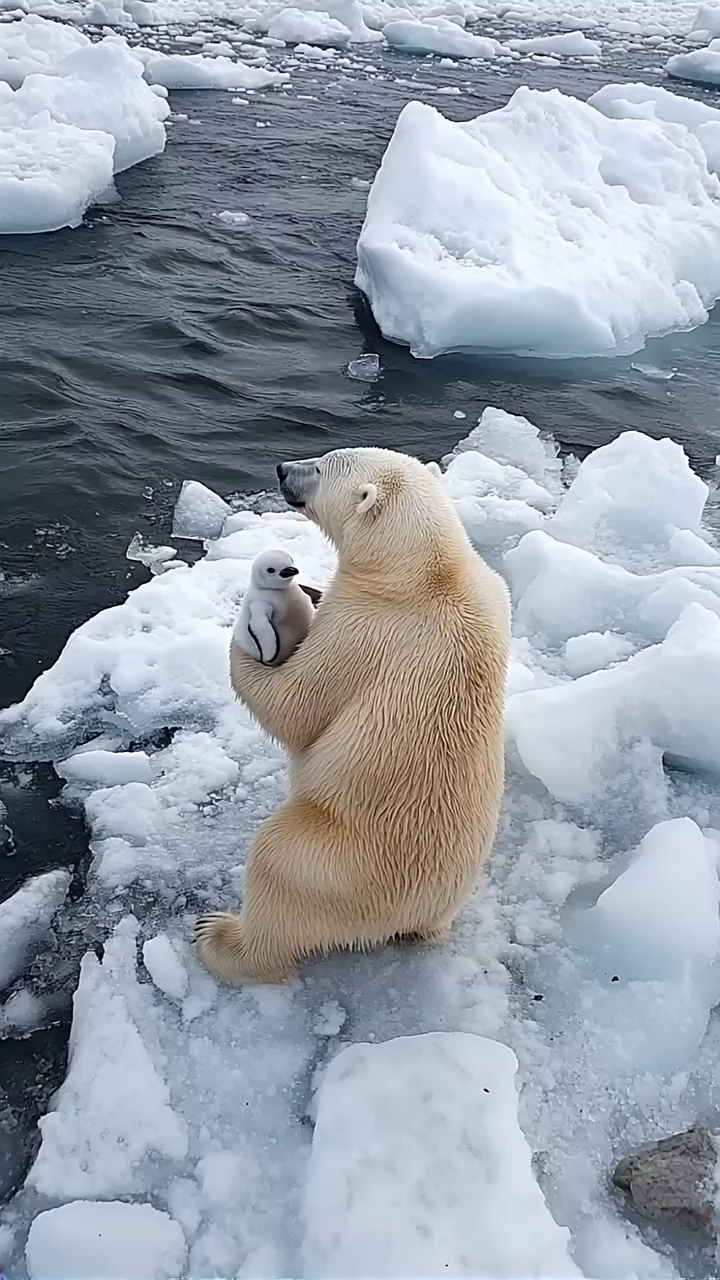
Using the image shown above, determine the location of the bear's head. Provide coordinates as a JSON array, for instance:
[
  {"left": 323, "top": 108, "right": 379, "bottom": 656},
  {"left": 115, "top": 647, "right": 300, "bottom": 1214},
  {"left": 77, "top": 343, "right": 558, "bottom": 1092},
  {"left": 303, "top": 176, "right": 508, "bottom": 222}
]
[{"left": 276, "top": 448, "right": 462, "bottom": 575}]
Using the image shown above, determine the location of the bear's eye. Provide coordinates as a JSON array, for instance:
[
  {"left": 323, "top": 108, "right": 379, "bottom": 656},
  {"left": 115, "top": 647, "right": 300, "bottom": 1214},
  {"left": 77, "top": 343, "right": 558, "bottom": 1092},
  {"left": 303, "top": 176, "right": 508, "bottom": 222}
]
[{"left": 268, "top": 568, "right": 276, "bottom": 574}]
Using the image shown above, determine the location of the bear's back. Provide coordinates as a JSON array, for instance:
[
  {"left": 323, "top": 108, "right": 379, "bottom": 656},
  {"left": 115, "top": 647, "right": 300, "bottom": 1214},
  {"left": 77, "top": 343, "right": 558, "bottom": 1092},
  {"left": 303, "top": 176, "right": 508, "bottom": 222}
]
[{"left": 293, "top": 553, "right": 509, "bottom": 874}]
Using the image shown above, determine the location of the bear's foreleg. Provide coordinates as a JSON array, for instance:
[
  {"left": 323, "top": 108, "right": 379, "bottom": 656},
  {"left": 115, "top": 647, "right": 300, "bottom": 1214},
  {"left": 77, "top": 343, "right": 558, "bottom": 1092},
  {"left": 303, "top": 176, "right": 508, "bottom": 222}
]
[{"left": 230, "top": 641, "right": 339, "bottom": 753}]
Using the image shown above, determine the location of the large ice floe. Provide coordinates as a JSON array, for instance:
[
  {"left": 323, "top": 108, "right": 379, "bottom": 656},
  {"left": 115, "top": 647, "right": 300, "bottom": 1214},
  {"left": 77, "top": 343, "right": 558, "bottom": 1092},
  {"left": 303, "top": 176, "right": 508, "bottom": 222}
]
[
  {"left": 1, "top": 410, "right": 720, "bottom": 1278},
  {"left": 667, "top": 39, "right": 720, "bottom": 86},
  {"left": 665, "top": 0, "right": 720, "bottom": 85},
  {"left": 356, "top": 86, "right": 720, "bottom": 359}
]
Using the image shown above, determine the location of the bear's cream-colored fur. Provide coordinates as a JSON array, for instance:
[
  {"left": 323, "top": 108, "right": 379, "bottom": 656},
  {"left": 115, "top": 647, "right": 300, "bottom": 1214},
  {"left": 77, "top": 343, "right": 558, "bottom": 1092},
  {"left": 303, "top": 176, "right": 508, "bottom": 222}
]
[{"left": 195, "top": 447, "right": 511, "bottom": 984}]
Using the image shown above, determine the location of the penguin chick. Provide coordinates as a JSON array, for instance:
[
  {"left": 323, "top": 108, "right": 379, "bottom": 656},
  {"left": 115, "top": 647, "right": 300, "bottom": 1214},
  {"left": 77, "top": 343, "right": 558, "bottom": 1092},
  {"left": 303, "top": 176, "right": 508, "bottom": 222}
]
[{"left": 233, "top": 549, "right": 314, "bottom": 666}]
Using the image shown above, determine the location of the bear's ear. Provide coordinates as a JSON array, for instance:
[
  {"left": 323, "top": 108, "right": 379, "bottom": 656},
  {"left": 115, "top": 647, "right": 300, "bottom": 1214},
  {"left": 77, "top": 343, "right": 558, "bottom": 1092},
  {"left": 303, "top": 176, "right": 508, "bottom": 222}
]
[
  {"left": 357, "top": 483, "right": 378, "bottom": 515},
  {"left": 425, "top": 461, "right": 442, "bottom": 478}
]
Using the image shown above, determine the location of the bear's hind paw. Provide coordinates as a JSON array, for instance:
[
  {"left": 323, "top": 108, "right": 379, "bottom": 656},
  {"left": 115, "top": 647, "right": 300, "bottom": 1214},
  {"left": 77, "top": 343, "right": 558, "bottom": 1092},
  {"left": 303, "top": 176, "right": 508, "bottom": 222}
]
[{"left": 194, "top": 911, "right": 294, "bottom": 986}]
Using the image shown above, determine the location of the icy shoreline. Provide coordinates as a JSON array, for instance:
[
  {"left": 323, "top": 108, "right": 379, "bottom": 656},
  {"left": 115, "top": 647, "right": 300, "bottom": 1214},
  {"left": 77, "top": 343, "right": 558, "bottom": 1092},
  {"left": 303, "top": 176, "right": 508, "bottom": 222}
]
[{"left": 1, "top": 410, "right": 719, "bottom": 1277}]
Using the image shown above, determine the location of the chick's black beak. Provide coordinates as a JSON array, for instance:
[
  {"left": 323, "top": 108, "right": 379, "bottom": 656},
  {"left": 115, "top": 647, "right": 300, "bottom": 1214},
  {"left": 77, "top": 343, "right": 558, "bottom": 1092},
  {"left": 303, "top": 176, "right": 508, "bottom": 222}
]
[{"left": 279, "top": 566, "right": 299, "bottom": 579}]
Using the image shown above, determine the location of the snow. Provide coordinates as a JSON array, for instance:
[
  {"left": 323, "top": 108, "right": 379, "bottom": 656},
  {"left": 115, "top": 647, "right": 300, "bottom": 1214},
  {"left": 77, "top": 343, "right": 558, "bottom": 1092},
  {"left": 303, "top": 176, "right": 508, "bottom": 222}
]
[
  {"left": 667, "top": 40, "right": 720, "bottom": 86},
  {"left": 0, "top": 869, "right": 70, "bottom": 990},
  {"left": 304, "top": 1033, "right": 579, "bottom": 1278},
  {"left": 564, "top": 818, "right": 720, "bottom": 1074},
  {"left": 0, "top": 14, "right": 88, "bottom": 89},
  {"left": 1, "top": 411, "right": 720, "bottom": 1278},
  {"left": 384, "top": 17, "right": 503, "bottom": 58},
  {"left": 26, "top": 1201, "right": 187, "bottom": 1280},
  {"left": 590, "top": 81, "right": 720, "bottom": 176},
  {"left": 355, "top": 89, "right": 720, "bottom": 359},
  {"left": 563, "top": 630, "right": 636, "bottom": 676},
  {"left": 545, "top": 430, "right": 714, "bottom": 564}
]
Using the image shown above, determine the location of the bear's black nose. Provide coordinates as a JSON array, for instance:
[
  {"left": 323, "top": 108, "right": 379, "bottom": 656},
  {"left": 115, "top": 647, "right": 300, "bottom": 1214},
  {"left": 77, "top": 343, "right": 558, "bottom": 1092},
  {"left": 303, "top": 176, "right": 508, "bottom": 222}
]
[{"left": 276, "top": 462, "right": 288, "bottom": 482}]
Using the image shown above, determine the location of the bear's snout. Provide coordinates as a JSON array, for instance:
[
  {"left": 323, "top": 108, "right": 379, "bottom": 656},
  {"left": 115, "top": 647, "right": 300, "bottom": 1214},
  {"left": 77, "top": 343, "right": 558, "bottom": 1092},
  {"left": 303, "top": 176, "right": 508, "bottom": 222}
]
[{"left": 277, "top": 457, "right": 321, "bottom": 510}]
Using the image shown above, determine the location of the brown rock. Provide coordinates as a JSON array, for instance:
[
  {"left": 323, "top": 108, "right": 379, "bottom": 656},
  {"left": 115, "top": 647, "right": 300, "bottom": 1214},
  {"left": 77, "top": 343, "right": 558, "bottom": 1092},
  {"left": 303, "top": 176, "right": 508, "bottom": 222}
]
[{"left": 612, "top": 1125, "right": 718, "bottom": 1234}]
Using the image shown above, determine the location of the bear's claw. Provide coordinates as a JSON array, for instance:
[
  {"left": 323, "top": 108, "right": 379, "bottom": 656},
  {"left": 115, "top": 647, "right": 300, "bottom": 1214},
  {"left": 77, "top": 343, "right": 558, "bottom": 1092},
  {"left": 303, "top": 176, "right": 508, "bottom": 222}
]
[{"left": 194, "top": 912, "right": 231, "bottom": 943}]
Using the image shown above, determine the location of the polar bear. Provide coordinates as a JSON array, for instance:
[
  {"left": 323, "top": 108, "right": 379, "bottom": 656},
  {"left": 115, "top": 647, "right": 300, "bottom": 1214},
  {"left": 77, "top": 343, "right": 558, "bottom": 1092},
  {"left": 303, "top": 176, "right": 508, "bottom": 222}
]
[{"left": 195, "top": 447, "right": 511, "bottom": 984}]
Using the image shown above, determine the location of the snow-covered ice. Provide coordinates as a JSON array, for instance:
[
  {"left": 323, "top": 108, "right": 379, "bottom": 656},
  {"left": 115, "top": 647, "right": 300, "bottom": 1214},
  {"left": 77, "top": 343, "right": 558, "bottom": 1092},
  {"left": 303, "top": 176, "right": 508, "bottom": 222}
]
[
  {"left": 28, "top": 916, "right": 189, "bottom": 1199},
  {"left": 383, "top": 17, "right": 504, "bottom": 58},
  {"left": 0, "top": 869, "right": 70, "bottom": 990},
  {"left": 57, "top": 748, "right": 153, "bottom": 786},
  {"left": 267, "top": 7, "right": 352, "bottom": 47},
  {"left": 507, "top": 30, "right": 601, "bottom": 56},
  {"left": 1, "top": 409, "right": 720, "bottom": 1278},
  {"left": 507, "top": 602, "right": 720, "bottom": 804},
  {"left": 688, "top": 2, "right": 720, "bottom": 41},
  {"left": 0, "top": 12, "right": 294, "bottom": 235},
  {"left": 0, "top": 114, "right": 115, "bottom": 235},
  {"left": 580, "top": 818, "right": 720, "bottom": 983},
  {"left": 26, "top": 1200, "right": 187, "bottom": 1280},
  {"left": 0, "top": 14, "right": 89, "bottom": 89},
  {"left": 356, "top": 89, "right": 720, "bottom": 359},
  {"left": 544, "top": 429, "right": 715, "bottom": 563},
  {"left": 0, "top": 18, "right": 169, "bottom": 233},
  {"left": 143, "top": 933, "right": 189, "bottom": 1001},
  {"left": 590, "top": 81, "right": 720, "bottom": 176},
  {"left": 667, "top": 40, "right": 720, "bottom": 86},
  {"left": 304, "top": 1033, "right": 579, "bottom": 1278},
  {"left": 11, "top": 39, "right": 169, "bottom": 174},
  {"left": 142, "top": 50, "right": 288, "bottom": 89}
]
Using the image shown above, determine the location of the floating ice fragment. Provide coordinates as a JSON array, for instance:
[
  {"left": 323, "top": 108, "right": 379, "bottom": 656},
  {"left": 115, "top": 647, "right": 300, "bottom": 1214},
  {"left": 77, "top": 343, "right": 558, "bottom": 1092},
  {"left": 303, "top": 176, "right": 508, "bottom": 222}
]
[
  {"left": 172, "top": 479, "right": 230, "bottom": 541},
  {"left": 346, "top": 352, "right": 380, "bottom": 381},
  {"left": 0, "top": 869, "right": 70, "bottom": 990},
  {"left": 217, "top": 209, "right": 250, "bottom": 226},
  {"left": 126, "top": 532, "right": 178, "bottom": 574},
  {"left": 630, "top": 362, "right": 676, "bottom": 380}
]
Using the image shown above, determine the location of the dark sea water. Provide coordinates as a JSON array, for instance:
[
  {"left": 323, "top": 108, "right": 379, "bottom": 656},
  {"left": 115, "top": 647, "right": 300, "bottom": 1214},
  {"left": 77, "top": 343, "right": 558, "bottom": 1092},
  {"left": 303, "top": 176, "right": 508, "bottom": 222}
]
[{"left": 1, "top": 41, "right": 720, "bottom": 1204}]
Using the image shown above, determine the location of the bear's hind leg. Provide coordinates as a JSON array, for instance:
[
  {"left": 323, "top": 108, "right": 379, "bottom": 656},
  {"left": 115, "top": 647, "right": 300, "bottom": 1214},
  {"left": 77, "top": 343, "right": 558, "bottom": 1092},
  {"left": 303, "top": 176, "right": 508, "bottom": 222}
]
[
  {"left": 194, "top": 802, "right": 366, "bottom": 985},
  {"left": 194, "top": 912, "right": 294, "bottom": 985}
]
